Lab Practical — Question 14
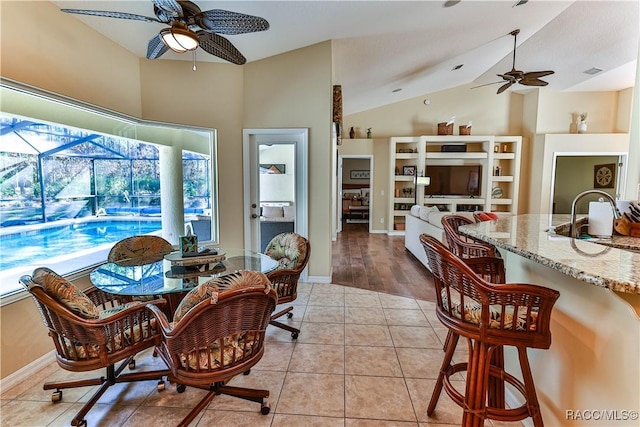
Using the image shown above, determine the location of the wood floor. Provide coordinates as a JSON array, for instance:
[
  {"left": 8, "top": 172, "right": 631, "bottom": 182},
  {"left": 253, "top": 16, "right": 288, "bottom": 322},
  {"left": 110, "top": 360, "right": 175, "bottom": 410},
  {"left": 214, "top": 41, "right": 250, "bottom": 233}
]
[{"left": 331, "top": 221, "right": 437, "bottom": 302}]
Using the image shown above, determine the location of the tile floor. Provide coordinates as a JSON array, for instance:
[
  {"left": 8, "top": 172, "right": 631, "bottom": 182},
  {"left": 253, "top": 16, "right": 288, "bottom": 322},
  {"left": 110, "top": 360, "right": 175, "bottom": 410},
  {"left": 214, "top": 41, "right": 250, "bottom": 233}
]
[{"left": 1, "top": 282, "right": 521, "bottom": 427}]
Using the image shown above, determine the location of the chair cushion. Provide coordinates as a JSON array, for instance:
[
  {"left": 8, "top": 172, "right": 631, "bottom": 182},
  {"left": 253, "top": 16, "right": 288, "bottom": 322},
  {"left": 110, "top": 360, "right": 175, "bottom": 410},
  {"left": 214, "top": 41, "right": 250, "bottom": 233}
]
[
  {"left": 32, "top": 267, "right": 100, "bottom": 319},
  {"left": 442, "top": 288, "right": 538, "bottom": 331},
  {"left": 179, "top": 332, "right": 258, "bottom": 371},
  {"left": 265, "top": 233, "right": 308, "bottom": 270},
  {"left": 173, "top": 271, "right": 272, "bottom": 323},
  {"left": 475, "top": 211, "right": 499, "bottom": 221}
]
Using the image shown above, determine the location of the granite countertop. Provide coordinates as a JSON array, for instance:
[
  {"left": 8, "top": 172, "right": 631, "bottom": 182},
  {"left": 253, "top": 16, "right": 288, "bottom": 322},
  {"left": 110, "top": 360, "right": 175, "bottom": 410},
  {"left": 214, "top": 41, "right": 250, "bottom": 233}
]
[{"left": 460, "top": 214, "right": 640, "bottom": 294}]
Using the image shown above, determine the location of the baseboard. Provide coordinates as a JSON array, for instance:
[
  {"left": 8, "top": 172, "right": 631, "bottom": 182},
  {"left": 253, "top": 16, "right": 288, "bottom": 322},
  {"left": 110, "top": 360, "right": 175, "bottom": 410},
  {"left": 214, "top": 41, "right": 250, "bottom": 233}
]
[
  {"left": 369, "top": 229, "right": 387, "bottom": 234},
  {"left": 306, "top": 275, "right": 332, "bottom": 284},
  {"left": 0, "top": 350, "right": 55, "bottom": 392}
]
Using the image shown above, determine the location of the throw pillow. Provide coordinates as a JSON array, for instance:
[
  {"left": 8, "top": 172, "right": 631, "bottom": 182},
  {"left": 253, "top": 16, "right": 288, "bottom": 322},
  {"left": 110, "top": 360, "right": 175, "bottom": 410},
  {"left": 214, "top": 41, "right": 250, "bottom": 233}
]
[{"left": 32, "top": 267, "right": 100, "bottom": 319}]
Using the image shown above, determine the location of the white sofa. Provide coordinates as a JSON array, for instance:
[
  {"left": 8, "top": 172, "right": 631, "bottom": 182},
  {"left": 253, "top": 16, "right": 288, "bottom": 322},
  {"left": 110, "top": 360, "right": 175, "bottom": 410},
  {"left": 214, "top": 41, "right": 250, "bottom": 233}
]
[{"left": 404, "top": 205, "right": 475, "bottom": 270}]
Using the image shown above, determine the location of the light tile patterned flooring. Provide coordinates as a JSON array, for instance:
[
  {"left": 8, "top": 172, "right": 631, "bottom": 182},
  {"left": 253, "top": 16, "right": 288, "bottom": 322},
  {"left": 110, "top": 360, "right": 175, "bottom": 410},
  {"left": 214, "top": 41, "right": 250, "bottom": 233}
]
[{"left": 1, "top": 282, "right": 518, "bottom": 427}]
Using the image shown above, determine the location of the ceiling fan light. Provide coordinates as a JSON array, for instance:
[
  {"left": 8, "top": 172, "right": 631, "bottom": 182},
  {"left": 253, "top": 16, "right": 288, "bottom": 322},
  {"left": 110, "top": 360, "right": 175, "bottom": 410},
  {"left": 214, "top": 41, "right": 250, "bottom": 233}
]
[{"left": 160, "top": 23, "right": 199, "bottom": 53}]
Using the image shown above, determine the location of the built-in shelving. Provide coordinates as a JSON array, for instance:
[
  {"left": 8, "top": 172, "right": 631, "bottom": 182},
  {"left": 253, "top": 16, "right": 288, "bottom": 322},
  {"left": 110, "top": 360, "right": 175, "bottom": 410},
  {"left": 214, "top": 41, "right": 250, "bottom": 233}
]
[{"left": 388, "top": 135, "right": 522, "bottom": 234}]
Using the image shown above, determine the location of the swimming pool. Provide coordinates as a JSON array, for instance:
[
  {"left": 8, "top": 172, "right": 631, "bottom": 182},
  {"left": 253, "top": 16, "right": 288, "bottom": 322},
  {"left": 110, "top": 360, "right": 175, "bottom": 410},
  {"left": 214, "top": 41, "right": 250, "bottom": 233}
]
[{"left": 0, "top": 219, "right": 162, "bottom": 270}]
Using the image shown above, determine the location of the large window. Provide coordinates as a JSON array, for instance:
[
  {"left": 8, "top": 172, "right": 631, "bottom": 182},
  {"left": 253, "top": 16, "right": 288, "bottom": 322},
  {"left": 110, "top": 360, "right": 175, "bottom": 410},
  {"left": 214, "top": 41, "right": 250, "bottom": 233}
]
[{"left": 0, "top": 80, "right": 218, "bottom": 300}]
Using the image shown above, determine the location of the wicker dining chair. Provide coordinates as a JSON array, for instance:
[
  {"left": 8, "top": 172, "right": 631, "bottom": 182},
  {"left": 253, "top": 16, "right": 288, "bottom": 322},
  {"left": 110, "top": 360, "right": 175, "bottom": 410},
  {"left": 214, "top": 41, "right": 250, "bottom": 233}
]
[
  {"left": 441, "top": 214, "right": 498, "bottom": 258},
  {"left": 20, "top": 267, "right": 170, "bottom": 427},
  {"left": 264, "top": 232, "right": 311, "bottom": 339},
  {"left": 107, "top": 235, "right": 174, "bottom": 265},
  {"left": 147, "top": 270, "right": 277, "bottom": 427},
  {"left": 420, "top": 235, "right": 559, "bottom": 427}
]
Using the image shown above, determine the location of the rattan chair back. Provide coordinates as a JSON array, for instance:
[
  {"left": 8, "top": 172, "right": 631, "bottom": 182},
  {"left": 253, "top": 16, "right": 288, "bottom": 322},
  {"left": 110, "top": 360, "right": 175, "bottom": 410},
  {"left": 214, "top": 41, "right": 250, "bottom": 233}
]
[
  {"left": 107, "top": 235, "right": 174, "bottom": 265},
  {"left": 441, "top": 214, "right": 497, "bottom": 259}
]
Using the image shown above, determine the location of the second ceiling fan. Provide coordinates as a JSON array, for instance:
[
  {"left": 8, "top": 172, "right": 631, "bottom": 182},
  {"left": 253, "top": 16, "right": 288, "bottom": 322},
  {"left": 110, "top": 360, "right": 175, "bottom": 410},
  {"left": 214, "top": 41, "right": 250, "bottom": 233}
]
[{"left": 476, "top": 29, "right": 555, "bottom": 94}]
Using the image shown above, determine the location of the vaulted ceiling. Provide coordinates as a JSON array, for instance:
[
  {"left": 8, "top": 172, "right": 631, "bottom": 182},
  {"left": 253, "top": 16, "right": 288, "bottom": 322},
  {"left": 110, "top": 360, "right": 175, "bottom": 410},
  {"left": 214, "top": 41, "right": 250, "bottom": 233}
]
[{"left": 53, "top": 1, "right": 639, "bottom": 115}]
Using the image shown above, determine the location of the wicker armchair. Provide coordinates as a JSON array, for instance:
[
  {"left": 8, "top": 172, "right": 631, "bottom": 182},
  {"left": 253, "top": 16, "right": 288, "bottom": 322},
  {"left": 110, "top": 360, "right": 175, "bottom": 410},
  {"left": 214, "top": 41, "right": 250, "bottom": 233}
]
[
  {"left": 441, "top": 214, "right": 498, "bottom": 258},
  {"left": 147, "top": 271, "right": 278, "bottom": 427},
  {"left": 107, "top": 235, "right": 174, "bottom": 265},
  {"left": 420, "top": 235, "right": 559, "bottom": 427},
  {"left": 264, "top": 232, "right": 311, "bottom": 339},
  {"left": 20, "top": 267, "right": 170, "bottom": 427}
]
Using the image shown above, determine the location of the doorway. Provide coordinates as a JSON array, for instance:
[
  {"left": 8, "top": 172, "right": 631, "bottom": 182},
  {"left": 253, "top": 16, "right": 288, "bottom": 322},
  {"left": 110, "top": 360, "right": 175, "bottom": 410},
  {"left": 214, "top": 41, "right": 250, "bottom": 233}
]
[
  {"left": 337, "top": 155, "right": 373, "bottom": 233},
  {"left": 242, "top": 129, "right": 309, "bottom": 271}
]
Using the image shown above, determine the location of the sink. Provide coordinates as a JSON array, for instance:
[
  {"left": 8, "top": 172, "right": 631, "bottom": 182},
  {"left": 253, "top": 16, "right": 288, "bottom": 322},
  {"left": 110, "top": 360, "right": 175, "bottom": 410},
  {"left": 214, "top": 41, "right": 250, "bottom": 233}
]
[{"left": 550, "top": 217, "right": 598, "bottom": 239}]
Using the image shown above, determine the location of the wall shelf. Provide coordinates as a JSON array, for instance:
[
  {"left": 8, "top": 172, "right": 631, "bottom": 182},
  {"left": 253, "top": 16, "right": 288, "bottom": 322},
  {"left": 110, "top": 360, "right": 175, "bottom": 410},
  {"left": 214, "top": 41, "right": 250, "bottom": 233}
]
[{"left": 388, "top": 135, "right": 522, "bottom": 233}]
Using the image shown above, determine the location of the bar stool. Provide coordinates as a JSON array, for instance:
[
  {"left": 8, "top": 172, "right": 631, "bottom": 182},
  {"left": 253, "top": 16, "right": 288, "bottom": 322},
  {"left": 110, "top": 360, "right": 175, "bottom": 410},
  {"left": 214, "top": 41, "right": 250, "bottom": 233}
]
[
  {"left": 420, "top": 235, "right": 560, "bottom": 427},
  {"left": 441, "top": 215, "right": 498, "bottom": 258}
]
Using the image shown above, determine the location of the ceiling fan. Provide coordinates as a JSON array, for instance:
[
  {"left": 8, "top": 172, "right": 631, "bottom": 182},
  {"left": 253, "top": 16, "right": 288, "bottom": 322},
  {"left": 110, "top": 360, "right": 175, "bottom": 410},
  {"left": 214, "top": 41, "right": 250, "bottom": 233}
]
[
  {"left": 61, "top": 0, "right": 270, "bottom": 65},
  {"left": 473, "top": 29, "right": 554, "bottom": 94}
]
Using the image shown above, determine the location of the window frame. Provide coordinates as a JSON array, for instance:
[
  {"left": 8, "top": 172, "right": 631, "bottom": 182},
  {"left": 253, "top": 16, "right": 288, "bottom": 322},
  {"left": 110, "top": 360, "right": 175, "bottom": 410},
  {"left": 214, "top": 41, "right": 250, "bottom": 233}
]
[{"left": 0, "top": 78, "right": 219, "bottom": 304}]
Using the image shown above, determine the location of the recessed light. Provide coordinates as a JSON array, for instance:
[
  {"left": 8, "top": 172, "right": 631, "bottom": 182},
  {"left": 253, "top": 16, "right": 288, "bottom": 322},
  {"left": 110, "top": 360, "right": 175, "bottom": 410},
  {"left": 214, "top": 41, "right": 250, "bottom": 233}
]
[
  {"left": 452, "top": 64, "right": 464, "bottom": 71},
  {"left": 392, "top": 88, "right": 402, "bottom": 93},
  {"left": 584, "top": 67, "right": 604, "bottom": 75},
  {"left": 443, "top": 0, "right": 461, "bottom": 8}
]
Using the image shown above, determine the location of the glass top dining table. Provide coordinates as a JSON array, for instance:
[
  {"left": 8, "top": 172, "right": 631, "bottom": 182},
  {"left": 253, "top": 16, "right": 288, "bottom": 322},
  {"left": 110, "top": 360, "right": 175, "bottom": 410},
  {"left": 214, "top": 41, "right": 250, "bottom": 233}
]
[{"left": 90, "top": 248, "right": 278, "bottom": 298}]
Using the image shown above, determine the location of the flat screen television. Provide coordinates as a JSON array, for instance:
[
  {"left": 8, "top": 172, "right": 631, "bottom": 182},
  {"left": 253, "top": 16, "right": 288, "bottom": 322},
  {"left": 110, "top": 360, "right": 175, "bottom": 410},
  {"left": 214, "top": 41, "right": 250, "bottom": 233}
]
[{"left": 424, "top": 165, "right": 481, "bottom": 197}]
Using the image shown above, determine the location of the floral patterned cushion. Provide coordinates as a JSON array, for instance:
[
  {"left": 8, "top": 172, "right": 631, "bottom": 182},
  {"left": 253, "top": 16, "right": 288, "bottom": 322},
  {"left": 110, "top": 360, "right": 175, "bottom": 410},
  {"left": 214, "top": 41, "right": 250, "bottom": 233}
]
[
  {"left": 179, "top": 332, "right": 258, "bottom": 371},
  {"left": 442, "top": 288, "right": 538, "bottom": 331},
  {"left": 173, "top": 270, "right": 272, "bottom": 323},
  {"left": 264, "top": 233, "right": 308, "bottom": 270},
  {"left": 32, "top": 267, "right": 99, "bottom": 319}
]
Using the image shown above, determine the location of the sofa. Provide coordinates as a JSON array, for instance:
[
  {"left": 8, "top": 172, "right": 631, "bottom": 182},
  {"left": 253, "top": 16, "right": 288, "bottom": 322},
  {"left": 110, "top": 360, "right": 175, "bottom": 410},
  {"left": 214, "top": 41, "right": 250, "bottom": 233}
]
[
  {"left": 260, "top": 205, "right": 295, "bottom": 251},
  {"left": 404, "top": 205, "right": 475, "bottom": 271}
]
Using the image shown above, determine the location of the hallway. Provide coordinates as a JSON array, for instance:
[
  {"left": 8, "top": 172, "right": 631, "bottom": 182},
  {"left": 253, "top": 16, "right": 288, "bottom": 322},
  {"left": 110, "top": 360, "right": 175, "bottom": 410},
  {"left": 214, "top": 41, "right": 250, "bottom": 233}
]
[{"left": 331, "top": 222, "right": 437, "bottom": 303}]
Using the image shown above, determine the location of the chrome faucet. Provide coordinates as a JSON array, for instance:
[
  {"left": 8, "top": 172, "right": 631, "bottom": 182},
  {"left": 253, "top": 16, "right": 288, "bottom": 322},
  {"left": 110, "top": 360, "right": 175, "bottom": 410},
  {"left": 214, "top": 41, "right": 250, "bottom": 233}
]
[{"left": 569, "top": 190, "right": 620, "bottom": 238}]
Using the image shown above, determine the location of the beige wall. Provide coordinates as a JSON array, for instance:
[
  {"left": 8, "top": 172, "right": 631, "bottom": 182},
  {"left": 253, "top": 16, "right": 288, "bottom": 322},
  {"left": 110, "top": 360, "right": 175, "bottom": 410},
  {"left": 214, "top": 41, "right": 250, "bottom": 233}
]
[
  {"left": 0, "top": 0, "right": 142, "bottom": 117},
  {"left": 344, "top": 83, "right": 524, "bottom": 138},
  {"left": 243, "top": 41, "right": 333, "bottom": 278},
  {"left": 535, "top": 90, "right": 621, "bottom": 134},
  {"left": 138, "top": 60, "right": 245, "bottom": 247}
]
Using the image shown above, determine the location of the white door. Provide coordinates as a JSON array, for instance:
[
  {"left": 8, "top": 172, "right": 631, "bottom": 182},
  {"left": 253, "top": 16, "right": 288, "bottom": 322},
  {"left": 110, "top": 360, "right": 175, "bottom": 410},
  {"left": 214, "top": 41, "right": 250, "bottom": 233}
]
[{"left": 242, "top": 129, "right": 308, "bottom": 263}]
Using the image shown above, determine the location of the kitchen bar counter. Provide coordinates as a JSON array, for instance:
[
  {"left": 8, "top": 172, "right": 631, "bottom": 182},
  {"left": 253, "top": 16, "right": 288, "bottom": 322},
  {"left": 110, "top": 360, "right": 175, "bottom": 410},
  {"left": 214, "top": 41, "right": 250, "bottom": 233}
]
[
  {"left": 458, "top": 214, "right": 640, "bottom": 426},
  {"left": 460, "top": 214, "right": 640, "bottom": 294}
]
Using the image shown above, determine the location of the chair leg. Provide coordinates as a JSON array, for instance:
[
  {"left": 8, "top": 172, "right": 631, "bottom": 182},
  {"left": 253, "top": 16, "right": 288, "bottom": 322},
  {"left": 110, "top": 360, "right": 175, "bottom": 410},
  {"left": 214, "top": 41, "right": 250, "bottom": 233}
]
[
  {"left": 517, "top": 347, "right": 544, "bottom": 427},
  {"left": 427, "top": 330, "right": 459, "bottom": 415},
  {"left": 177, "top": 391, "right": 217, "bottom": 427},
  {"left": 270, "top": 305, "right": 300, "bottom": 339},
  {"left": 44, "top": 358, "right": 169, "bottom": 427},
  {"left": 463, "top": 340, "right": 490, "bottom": 427}
]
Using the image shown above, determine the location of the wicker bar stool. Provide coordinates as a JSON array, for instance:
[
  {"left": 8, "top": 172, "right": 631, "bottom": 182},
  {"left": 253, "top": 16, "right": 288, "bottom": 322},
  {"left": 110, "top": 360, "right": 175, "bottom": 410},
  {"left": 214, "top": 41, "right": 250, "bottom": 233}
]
[
  {"left": 420, "top": 235, "right": 559, "bottom": 427},
  {"left": 441, "top": 215, "right": 498, "bottom": 259}
]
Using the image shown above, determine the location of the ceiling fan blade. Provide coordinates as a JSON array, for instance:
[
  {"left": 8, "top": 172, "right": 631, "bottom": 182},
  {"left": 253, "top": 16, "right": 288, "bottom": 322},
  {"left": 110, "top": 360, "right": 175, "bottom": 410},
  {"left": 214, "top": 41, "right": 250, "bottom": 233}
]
[
  {"left": 497, "top": 81, "right": 513, "bottom": 94},
  {"left": 198, "top": 32, "right": 247, "bottom": 65},
  {"left": 146, "top": 34, "right": 169, "bottom": 59},
  {"left": 519, "top": 78, "right": 549, "bottom": 87},
  {"left": 522, "top": 70, "right": 554, "bottom": 79},
  {"left": 152, "top": 0, "right": 183, "bottom": 18},
  {"left": 199, "top": 9, "right": 270, "bottom": 35},
  {"left": 470, "top": 81, "right": 504, "bottom": 89},
  {"left": 61, "top": 9, "right": 160, "bottom": 23},
  {"left": 497, "top": 73, "right": 517, "bottom": 82}
]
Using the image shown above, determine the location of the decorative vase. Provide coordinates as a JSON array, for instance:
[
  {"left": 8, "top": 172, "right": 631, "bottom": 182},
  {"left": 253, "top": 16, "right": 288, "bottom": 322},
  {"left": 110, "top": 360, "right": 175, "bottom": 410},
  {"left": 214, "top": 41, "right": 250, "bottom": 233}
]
[
  {"left": 349, "top": 126, "right": 355, "bottom": 139},
  {"left": 578, "top": 121, "right": 587, "bottom": 133}
]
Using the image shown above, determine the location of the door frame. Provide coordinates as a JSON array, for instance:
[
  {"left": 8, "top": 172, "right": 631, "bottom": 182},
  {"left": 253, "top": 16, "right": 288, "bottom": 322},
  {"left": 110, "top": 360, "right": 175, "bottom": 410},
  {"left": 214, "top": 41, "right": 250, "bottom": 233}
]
[
  {"left": 242, "top": 129, "right": 309, "bottom": 267},
  {"left": 337, "top": 154, "right": 374, "bottom": 234}
]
